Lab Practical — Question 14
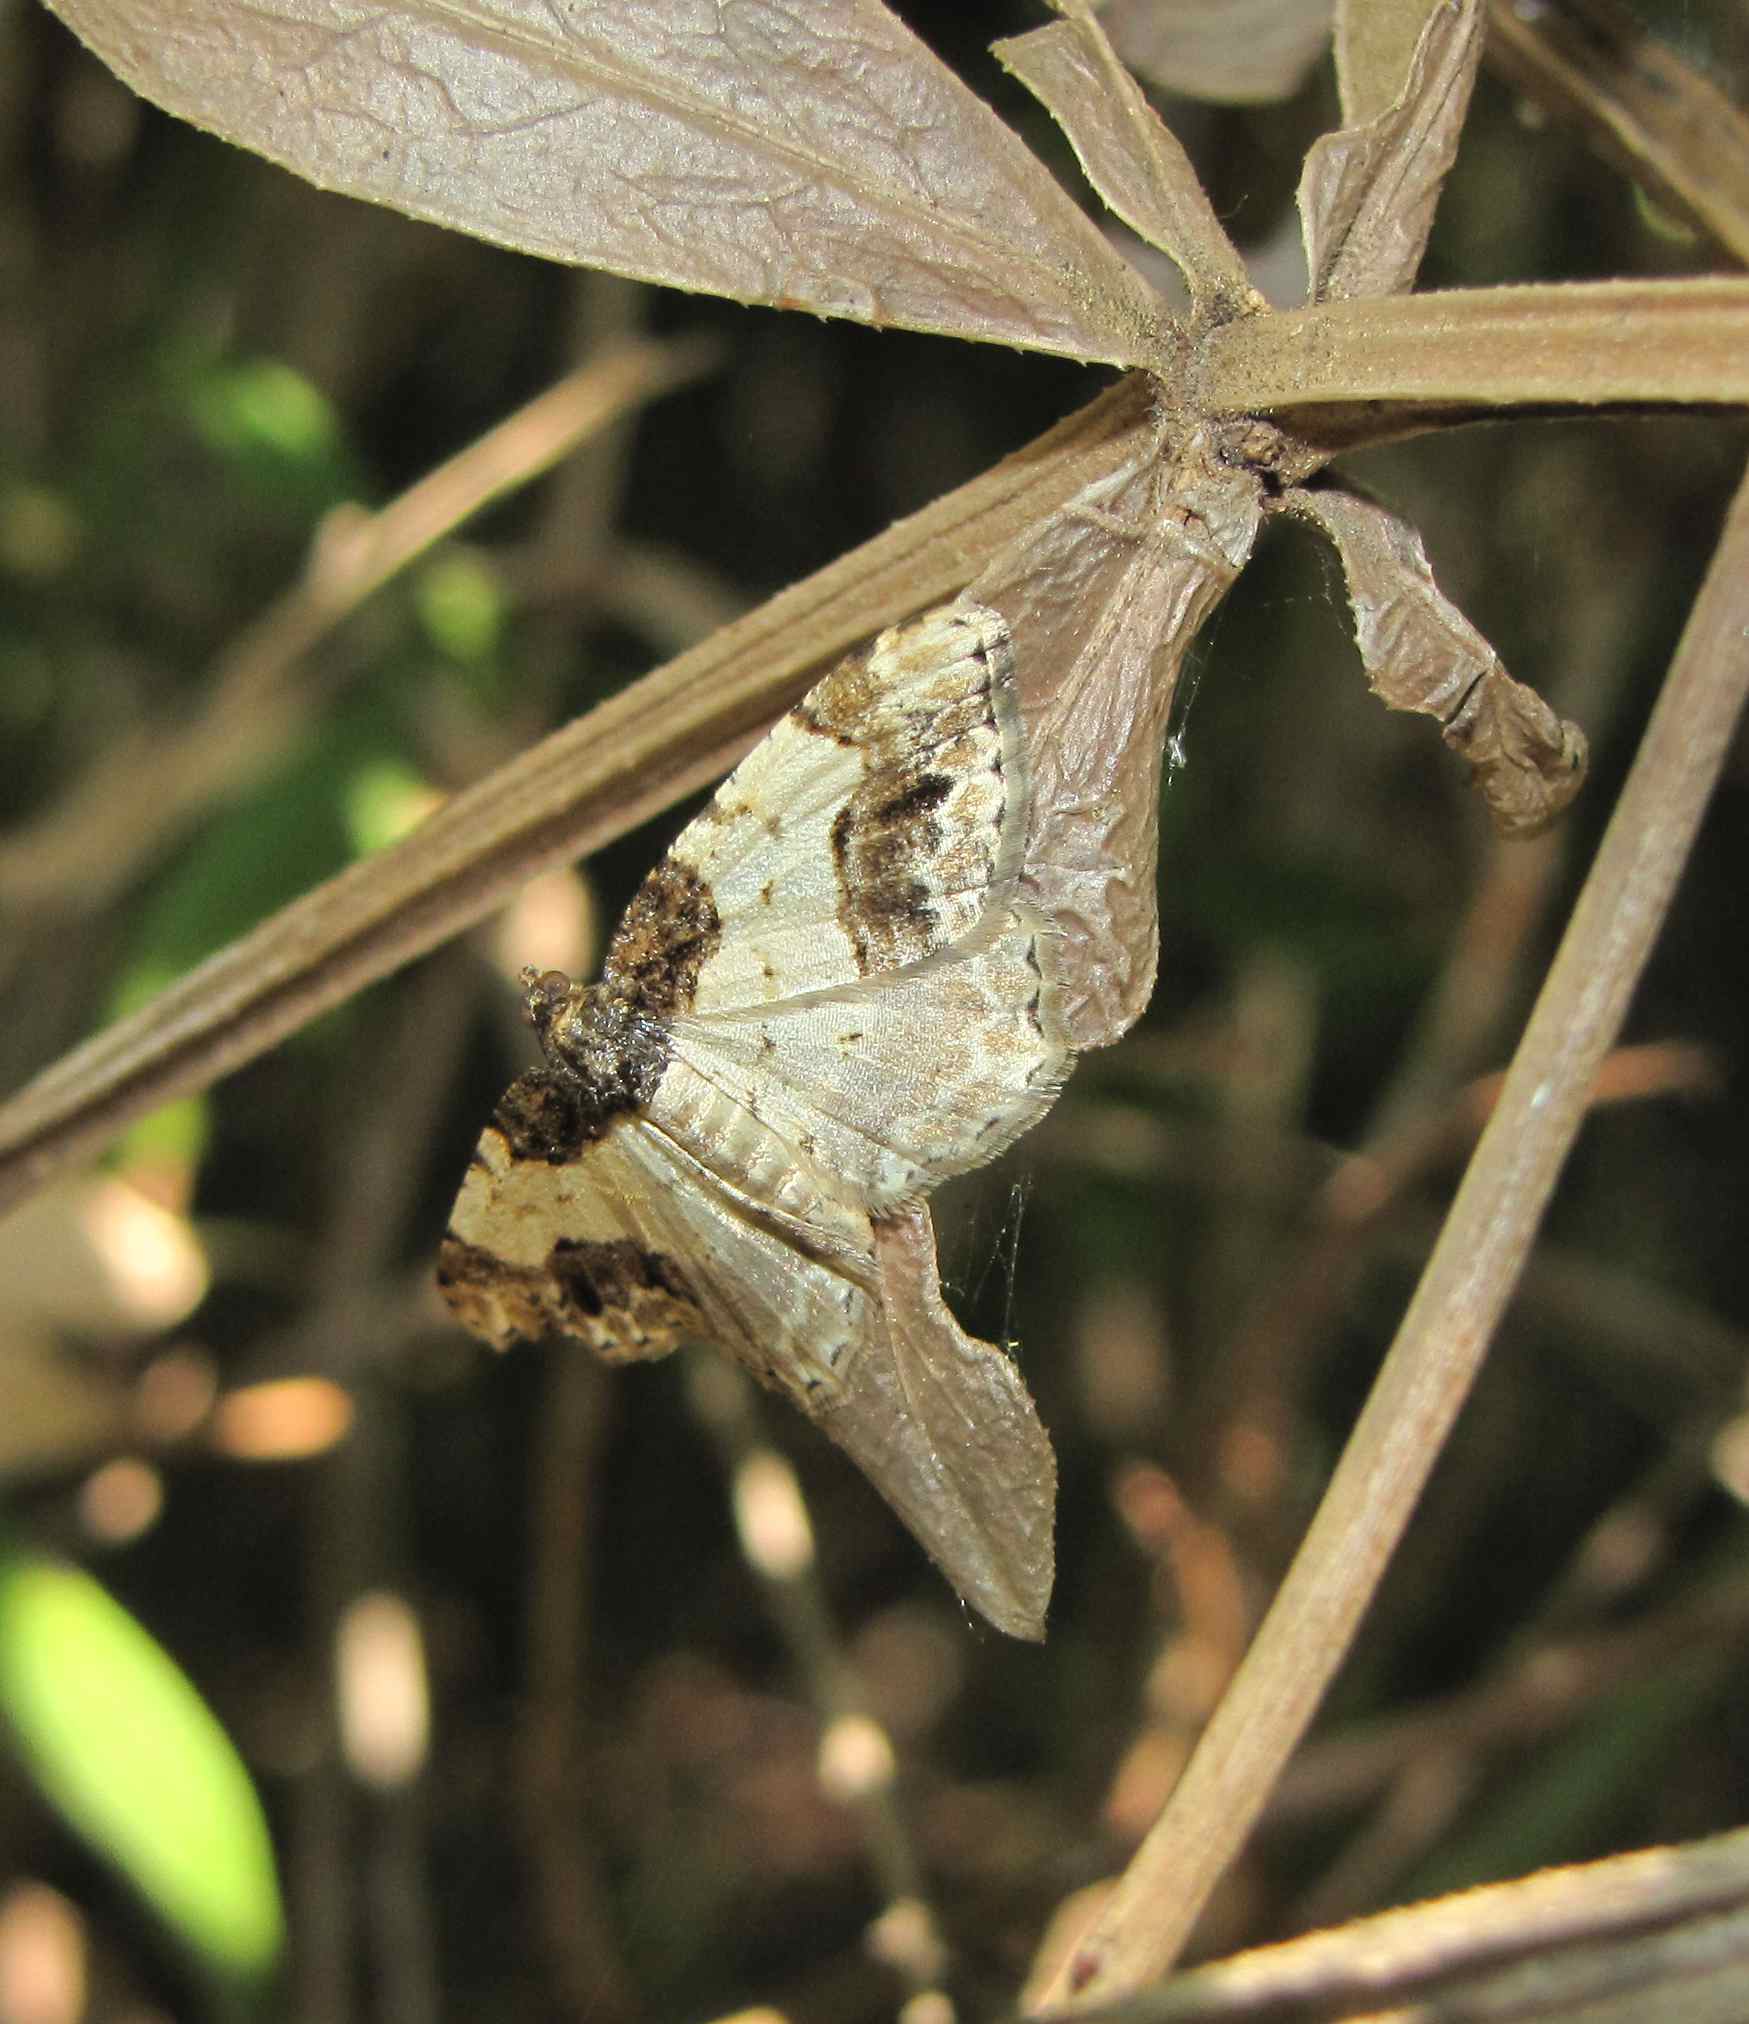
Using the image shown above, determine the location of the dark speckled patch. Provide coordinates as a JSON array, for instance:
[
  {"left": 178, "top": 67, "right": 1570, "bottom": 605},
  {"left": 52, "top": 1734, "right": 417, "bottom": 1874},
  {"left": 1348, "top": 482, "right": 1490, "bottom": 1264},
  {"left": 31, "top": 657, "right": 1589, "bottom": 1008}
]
[
  {"left": 829, "top": 796, "right": 938, "bottom": 969},
  {"left": 604, "top": 857, "right": 722, "bottom": 1020},
  {"left": 790, "top": 606, "right": 1017, "bottom": 973},
  {"left": 491, "top": 1068, "right": 607, "bottom": 1158},
  {"left": 518, "top": 858, "right": 722, "bottom": 1128},
  {"left": 873, "top": 771, "right": 953, "bottom": 825},
  {"left": 548, "top": 1237, "right": 701, "bottom": 1357},
  {"left": 436, "top": 1230, "right": 702, "bottom": 1355}
]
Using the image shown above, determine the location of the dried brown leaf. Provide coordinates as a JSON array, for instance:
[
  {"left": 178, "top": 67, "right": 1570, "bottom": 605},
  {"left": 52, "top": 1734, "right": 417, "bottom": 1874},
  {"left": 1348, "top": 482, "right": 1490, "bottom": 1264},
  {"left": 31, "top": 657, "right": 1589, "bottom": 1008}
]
[
  {"left": 1290, "top": 486, "right": 1587, "bottom": 835},
  {"left": 994, "top": 12, "right": 1259, "bottom": 319},
  {"left": 817, "top": 1205, "right": 1057, "bottom": 1641},
  {"left": 46, "top": 0, "right": 1166, "bottom": 368},
  {"left": 1301, "top": 0, "right": 1483, "bottom": 302},
  {"left": 1103, "top": 0, "right": 1331, "bottom": 109},
  {"left": 1334, "top": 0, "right": 1447, "bottom": 124},
  {"left": 1439, "top": 664, "right": 1591, "bottom": 837},
  {"left": 970, "top": 427, "right": 1263, "bottom": 1050}
]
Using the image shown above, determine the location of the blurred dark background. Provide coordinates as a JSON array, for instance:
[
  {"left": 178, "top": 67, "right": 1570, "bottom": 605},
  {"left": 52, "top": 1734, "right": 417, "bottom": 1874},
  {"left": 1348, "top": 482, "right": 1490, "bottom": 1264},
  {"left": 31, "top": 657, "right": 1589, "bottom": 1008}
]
[{"left": 2, "top": 1, "right": 1748, "bottom": 2017}]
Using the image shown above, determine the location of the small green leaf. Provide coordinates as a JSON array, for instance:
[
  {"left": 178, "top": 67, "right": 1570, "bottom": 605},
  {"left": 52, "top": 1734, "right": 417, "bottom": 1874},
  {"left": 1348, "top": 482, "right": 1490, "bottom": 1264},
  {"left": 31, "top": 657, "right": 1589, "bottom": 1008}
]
[
  {"left": 0, "top": 1553, "right": 284, "bottom": 1988},
  {"left": 182, "top": 358, "right": 355, "bottom": 514},
  {"left": 342, "top": 756, "right": 439, "bottom": 858},
  {"left": 112, "top": 1092, "right": 212, "bottom": 1179},
  {"left": 186, "top": 359, "right": 342, "bottom": 468},
  {"left": 414, "top": 548, "right": 504, "bottom": 663}
]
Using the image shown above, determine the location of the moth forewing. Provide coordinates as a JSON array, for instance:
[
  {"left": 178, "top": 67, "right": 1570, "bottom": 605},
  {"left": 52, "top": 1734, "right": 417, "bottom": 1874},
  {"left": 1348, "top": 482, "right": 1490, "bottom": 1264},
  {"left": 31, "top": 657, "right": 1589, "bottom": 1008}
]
[
  {"left": 438, "top": 601, "right": 1072, "bottom": 1635},
  {"left": 673, "top": 601, "right": 1030, "bottom": 1011}
]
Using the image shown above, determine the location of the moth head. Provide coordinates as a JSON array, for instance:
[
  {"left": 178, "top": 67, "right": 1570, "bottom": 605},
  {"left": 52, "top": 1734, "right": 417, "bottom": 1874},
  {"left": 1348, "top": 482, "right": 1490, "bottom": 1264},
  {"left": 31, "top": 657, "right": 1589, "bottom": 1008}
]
[
  {"left": 520, "top": 965, "right": 580, "bottom": 1039},
  {"left": 518, "top": 964, "right": 629, "bottom": 1093}
]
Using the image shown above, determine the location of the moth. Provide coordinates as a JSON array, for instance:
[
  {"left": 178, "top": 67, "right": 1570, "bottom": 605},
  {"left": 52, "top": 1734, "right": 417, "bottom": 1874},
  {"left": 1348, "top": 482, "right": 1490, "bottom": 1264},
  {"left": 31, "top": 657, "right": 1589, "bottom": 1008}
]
[{"left": 438, "top": 604, "right": 1071, "bottom": 1637}]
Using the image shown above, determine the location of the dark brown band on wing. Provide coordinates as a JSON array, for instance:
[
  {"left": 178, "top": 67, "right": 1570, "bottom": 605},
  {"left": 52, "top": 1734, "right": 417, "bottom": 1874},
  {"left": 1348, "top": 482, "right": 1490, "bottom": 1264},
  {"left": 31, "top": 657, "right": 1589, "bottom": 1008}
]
[
  {"left": 436, "top": 1230, "right": 702, "bottom": 1360},
  {"left": 551, "top": 1235, "right": 695, "bottom": 1319},
  {"left": 804, "top": 613, "right": 1012, "bottom": 973},
  {"left": 602, "top": 857, "right": 722, "bottom": 1020},
  {"left": 491, "top": 1067, "right": 634, "bottom": 1158},
  {"left": 829, "top": 794, "right": 940, "bottom": 971}
]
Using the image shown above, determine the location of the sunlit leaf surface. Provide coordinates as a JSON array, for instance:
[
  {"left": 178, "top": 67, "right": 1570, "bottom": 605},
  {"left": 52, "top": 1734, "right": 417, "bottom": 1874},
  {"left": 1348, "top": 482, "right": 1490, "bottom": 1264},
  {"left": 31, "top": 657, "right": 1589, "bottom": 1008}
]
[
  {"left": 0, "top": 1555, "right": 284, "bottom": 1987},
  {"left": 47, "top": 0, "right": 1165, "bottom": 365}
]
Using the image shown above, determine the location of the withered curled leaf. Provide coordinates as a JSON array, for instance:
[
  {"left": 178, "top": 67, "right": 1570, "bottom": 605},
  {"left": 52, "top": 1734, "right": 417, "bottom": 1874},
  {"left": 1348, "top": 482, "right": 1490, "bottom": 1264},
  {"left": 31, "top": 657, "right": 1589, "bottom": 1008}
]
[
  {"left": 995, "top": 12, "right": 1259, "bottom": 317},
  {"left": 1300, "top": 0, "right": 1485, "bottom": 303},
  {"left": 969, "top": 424, "right": 1264, "bottom": 1050},
  {"left": 1291, "top": 485, "right": 1589, "bottom": 836}
]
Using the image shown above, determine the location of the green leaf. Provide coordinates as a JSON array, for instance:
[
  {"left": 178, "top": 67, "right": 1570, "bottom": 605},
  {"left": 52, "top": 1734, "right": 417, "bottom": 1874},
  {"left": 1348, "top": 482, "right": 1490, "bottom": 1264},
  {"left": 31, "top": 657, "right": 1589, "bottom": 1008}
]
[
  {"left": 342, "top": 756, "right": 438, "bottom": 858},
  {"left": 0, "top": 1553, "right": 284, "bottom": 1989},
  {"left": 414, "top": 549, "right": 505, "bottom": 664},
  {"left": 184, "top": 358, "right": 353, "bottom": 511}
]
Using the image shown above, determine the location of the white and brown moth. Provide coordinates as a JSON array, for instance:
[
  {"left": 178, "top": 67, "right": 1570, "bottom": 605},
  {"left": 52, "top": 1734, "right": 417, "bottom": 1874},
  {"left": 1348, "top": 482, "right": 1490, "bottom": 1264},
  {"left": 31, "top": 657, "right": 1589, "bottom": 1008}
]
[{"left": 438, "top": 604, "right": 1071, "bottom": 1637}]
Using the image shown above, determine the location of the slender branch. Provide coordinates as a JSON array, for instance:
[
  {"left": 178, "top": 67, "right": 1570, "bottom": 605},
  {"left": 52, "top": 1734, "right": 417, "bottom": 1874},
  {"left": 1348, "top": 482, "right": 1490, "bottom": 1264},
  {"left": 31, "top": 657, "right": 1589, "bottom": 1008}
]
[
  {"left": 1486, "top": 0, "right": 1749, "bottom": 269},
  {"left": 0, "top": 336, "right": 719, "bottom": 915},
  {"left": 1275, "top": 1566, "right": 1749, "bottom": 1828},
  {"left": 1031, "top": 454, "right": 1749, "bottom": 2008},
  {"left": 1074, "top": 1825, "right": 1749, "bottom": 2022}
]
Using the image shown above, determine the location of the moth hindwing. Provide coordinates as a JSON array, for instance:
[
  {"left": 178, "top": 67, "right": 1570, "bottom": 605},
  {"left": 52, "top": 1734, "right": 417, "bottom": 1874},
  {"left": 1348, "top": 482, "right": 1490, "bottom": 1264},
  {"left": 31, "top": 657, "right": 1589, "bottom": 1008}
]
[{"left": 439, "top": 601, "right": 1071, "bottom": 1637}]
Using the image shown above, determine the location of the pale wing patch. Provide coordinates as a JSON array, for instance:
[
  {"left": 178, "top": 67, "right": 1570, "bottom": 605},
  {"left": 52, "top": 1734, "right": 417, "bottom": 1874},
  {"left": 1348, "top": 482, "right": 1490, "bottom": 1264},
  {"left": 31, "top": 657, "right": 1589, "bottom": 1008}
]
[
  {"left": 441, "top": 1094, "right": 863, "bottom": 1388},
  {"left": 671, "top": 603, "right": 1024, "bottom": 1011},
  {"left": 660, "top": 904, "right": 1065, "bottom": 1205},
  {"left": 440, "top": 1106, "right": 1054, "bottom": 1639},
  {"left": 439, "top": 1075, "right": 706, "bottom": 1362},
  {"left": 438, "top": 599, "right": 1073, "bottom": 1638}
]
